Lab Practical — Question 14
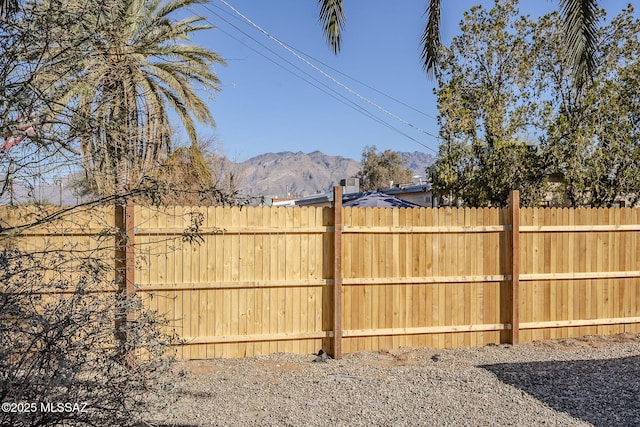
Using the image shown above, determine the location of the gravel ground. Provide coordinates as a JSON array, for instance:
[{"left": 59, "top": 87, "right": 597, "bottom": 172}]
[{"left": 145, "top": 333, "right": 640, "bottom": 427}]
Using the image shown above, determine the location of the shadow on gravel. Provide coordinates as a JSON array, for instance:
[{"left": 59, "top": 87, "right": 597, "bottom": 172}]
[{"left": 481, "top": 355, "right": 640, "bottom": 426}]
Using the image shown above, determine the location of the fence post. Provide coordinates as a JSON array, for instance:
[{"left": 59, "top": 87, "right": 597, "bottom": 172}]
[
  {"left": 509, "top": 190, "right": 520, "bottom": 344},
  {"left": 115, "top": 200, "right": 136, "bottom": 362},
  {"left": 332, "top": 185, "right": 343, "bottom": 359},
  {"left": 124, "top": 200, "right": 136, "bottom": 321}
]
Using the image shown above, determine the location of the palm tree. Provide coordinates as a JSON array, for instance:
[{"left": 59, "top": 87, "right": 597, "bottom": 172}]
[
  {"left": 0, "top": 0, "right": 18, "bottom": 17},
  {"left": 318, "top": 0, "right": 599, "bottom": 83},
  {"left": 42, "top": 0, "right": 225, "bottom": 197}
]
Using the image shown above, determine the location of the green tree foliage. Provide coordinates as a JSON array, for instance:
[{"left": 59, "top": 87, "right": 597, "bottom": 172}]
[
  {"left": 429, "top": 1, "right": 640, "bottom": 208},
  {"left": 539, "top": 5, "right": 640, "bottom": 207},
  {"left": 0, "top": 2, "right": 232, "bottom": 425},
  {"left": 429, "top": 0, "right": 547, "bottom": 207},
  {"left": 581, "top": 6, "right": 640, "bottom": 206},
  {"left": 531, "top": 7, "right": 602, "bottom": 207},
  {"left": 357, "top": 145, "right": 413, "bottom": 191},
  {"left": 37, "top": 0, "right": 225, "bottom": 197},
  {"left": 0, "top": 0, "right": 85, "bottom": 205}
]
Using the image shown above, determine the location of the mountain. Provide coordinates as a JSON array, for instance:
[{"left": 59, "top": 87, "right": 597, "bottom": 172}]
[
  {"left": 398, "top": 151, "right": 437, "bottom": 178},
  {"left": 1, "top": 151, "right": 435, "bottom": 205},
  {"left": 236, "top": 150, "right": 435, "bottom": 198},
  {"left": 236, "top": 151, "right": 359, "bottom": 198}
]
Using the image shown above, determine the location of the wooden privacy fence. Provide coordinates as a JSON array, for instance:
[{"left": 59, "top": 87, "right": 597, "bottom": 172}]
[{"left": 2, "top": 189, "right": 640, "bottom": 359}]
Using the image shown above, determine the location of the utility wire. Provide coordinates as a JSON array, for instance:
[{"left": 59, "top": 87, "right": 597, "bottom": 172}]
[
  {"left": 200, "top": 3, "right": 438, "bottom": 153},
  {"left": 209, "top": 1, "right": 438, "bottom": 123},
  {"left": 288, "top": 46, "right": 439, "bottom": 122},
  {"left": 217, "top": 0, "right": 438, "bottom": 138},
  {"left": 215, "top": 0, "right": 440, "bottom": 151},
  {"left": 199, "top": 6, "right": 434, "bottom": 150}
]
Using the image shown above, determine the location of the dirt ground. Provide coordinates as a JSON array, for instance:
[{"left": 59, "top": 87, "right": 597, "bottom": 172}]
[{"left": 146, "top": 333, "right": 640, "bottom": 426}]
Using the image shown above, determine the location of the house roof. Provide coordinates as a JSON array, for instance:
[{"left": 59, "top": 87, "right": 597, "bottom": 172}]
[
  {"left": 295, "top": 183, "right": 432, "bottom": 207},
  {"left": 343, "top": 192, "right": 421, "bottom": 208}
]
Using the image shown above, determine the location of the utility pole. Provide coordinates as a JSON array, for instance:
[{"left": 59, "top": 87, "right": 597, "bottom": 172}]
[
  {"left": 55, "top": 178, "right": 63, "bottom": 206},
  {"left": 8, "top": 162, "right": 14, "bottom": 205}
]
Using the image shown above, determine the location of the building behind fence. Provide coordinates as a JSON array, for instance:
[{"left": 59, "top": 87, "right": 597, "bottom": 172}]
[{"left": 2, "top": 190, "right": 640, "bottom": 359}]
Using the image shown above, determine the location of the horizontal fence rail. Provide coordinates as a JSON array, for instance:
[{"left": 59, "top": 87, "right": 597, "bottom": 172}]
[{"left": 2, "top": 190, "right": 640, "bottom": 359}]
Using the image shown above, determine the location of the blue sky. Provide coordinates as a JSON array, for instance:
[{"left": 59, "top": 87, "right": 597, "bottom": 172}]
[{"left": 186, "top": 1, "right": 627, "bottom": 162}]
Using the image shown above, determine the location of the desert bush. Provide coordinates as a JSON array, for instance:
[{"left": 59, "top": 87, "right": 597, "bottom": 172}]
[{"left": 0, "top": 246, "right": 176, "bottom": 427}]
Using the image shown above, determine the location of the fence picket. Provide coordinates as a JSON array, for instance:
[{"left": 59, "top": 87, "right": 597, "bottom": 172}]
[{"left": 2, "top": 199, "right": 640, "bottom": 360}]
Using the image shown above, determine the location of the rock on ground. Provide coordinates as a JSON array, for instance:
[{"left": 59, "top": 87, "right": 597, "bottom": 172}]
[{"left": 144, "top": 333, "right": 640, "bottom": 427}]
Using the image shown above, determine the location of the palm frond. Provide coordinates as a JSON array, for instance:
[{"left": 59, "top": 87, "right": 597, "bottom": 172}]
[
  {"left": 318, "top": 0, "right": 345, "bottom": 54},
  {"left": 1, "top": 0, "right": 19, "bottom": 17},
  {"left": 421, "top": 0, "right": 441, "bottom": 78},
  {"left": 559, "top": 0, "right": 599, "bottom": 85}
]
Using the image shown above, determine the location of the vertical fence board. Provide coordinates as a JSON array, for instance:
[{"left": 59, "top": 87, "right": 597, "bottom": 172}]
[
  {"left": 5, "top": 202, "right": 640, "bottom": 359},
  {"left": 368, "top": 208, "right": 380, "bottom": 351},
  {"left": 509, "top": 191, "right": 520, "bottom": 344},
  {"left": 332, "top": 187, "right": 343, "bottom": 358}
]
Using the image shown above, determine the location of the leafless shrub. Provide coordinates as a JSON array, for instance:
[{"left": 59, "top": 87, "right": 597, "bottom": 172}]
[{"left": 0, "top": 244, "right": 178, "bottom": 427}]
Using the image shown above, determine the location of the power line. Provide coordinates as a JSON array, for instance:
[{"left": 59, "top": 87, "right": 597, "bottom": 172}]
[
  {"left": 217, "top": 0, "right": 438, "bottom": 138},
  {"left": 287, "top": 46, "right": 440, "bottom": 122},
  {"left": 199, "top": 3, "right": 438, "bottom": 153},
  {"left": 213, "top": 0, "right": 440, "bottom": 152},
  {"left": 199, "top": 6, "right": 435, "bottom": 151},
  {"left": 209, "top": 1, "right": 438, "bottom": 123}
]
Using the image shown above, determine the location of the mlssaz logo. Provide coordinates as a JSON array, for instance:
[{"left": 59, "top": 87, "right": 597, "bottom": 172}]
[{"left": 40, "top": 402, "right": 88, "bottom": 413}]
